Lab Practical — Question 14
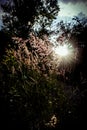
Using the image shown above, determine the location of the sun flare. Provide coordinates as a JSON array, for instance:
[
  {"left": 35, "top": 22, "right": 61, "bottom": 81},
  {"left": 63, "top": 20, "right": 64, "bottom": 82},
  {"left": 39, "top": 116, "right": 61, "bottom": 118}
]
[
  {"left": 54, "top": 44, "right": 69, "bottom": 56},
  {"left": 52, "top": 43, "right": 76, "bottom": 65}
]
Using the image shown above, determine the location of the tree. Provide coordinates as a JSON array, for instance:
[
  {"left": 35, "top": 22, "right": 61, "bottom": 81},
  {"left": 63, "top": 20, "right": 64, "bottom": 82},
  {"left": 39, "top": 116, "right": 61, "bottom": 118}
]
[{"left": 1, "top": 0, "right": 59, "bottom": 38}]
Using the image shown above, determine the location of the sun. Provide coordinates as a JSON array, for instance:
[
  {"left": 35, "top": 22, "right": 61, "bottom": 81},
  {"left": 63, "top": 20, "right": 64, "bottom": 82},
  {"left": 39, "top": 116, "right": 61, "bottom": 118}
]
[
  {"left": 52, "top": 43, "right": 76, "bottom": 64},
  {"left": 54, "top": 44, "right": 69, "bottom": 56}
]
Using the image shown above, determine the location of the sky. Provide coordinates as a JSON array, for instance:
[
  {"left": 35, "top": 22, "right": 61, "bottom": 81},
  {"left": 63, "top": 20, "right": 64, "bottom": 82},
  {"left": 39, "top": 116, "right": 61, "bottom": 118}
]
[
  {"left": 58, "top": 0, "right": 87, "bottom": 18},
  {"left": 0, "top": 0, "right": 87, "bottom": 29}
]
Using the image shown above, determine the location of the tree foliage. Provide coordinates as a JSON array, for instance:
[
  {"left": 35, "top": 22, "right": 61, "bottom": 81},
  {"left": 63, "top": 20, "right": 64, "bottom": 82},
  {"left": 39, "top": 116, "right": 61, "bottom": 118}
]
[{"left": 1, "top": 0, "right": 59, "bottom": 37}]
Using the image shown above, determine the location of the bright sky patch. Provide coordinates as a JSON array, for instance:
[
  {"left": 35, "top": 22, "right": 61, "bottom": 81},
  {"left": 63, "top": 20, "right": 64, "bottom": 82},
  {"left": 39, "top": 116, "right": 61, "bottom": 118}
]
[{"left": 59, "top": 1, "right": 87, "bottom": 17}]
